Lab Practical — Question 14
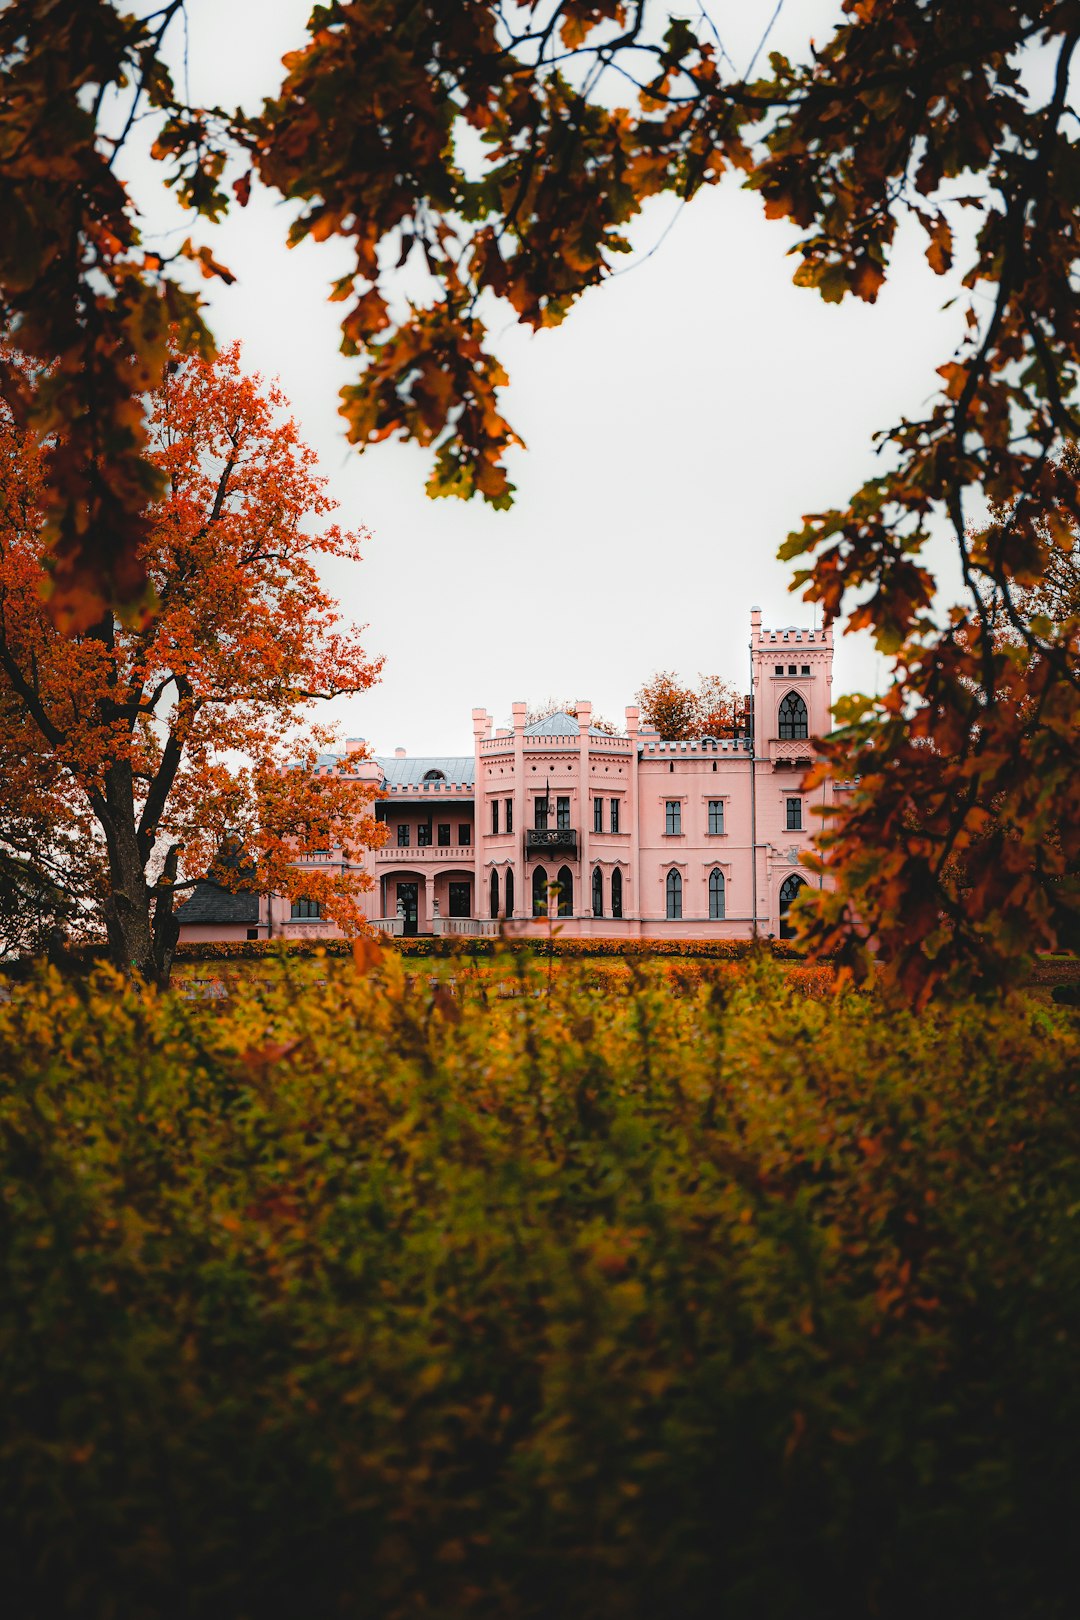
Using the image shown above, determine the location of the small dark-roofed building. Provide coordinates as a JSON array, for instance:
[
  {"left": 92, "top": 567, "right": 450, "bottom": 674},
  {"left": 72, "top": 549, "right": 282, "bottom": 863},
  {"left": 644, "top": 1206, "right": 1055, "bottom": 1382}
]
[{"left": 174, "top": 880, "right": 264, "bottom": 941}]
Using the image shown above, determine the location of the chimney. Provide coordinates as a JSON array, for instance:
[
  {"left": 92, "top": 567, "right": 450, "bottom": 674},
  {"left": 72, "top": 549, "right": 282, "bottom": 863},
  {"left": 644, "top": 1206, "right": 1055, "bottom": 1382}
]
[{"left": 394, "top": 747, "right": 406, "bottom": 758}]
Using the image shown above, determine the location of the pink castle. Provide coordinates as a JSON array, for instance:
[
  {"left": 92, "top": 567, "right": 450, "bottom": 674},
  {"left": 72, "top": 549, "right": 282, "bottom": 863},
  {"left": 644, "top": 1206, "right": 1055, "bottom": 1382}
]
[{"left": 177, "top": 611, "right": 846, "bottom": 944}]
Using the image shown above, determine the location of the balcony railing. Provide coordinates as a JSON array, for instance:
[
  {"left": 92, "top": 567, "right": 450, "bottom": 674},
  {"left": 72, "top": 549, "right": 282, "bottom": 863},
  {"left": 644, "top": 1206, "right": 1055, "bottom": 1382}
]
[
  {"left": 375, "top": 844, "right": 473, "bottom": 863},
  {"left": 526, "top": 827, "right": 578, "bottom": 855}
]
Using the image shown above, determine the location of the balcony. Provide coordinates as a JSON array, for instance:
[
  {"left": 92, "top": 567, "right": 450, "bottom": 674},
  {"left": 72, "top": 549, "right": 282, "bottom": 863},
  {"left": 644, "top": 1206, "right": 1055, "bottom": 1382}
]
[
  {"left": 769, "top": 738, "right": 815, "bottom": 769},
  {"left": 526, "top": 827, "right": 578, "bottom": 856},
  {"left": 375, "top": 844, "right": 473, "bottom": 864}
]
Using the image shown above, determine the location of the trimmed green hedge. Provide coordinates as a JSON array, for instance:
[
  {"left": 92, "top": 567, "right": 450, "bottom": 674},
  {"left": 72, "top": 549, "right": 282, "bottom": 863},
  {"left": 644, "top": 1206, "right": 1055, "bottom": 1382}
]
[
  {"left": 1, "top": 956, "right": 1077, "bottom": 1618},
  {"left": 173, "top": 932, "right": 806, "bottom": 962}
]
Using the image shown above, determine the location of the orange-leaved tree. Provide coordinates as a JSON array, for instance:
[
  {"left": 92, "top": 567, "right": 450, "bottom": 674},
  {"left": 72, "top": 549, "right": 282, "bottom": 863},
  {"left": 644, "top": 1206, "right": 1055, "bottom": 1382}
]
[
  {"left": 636, "top": 671, "right": 740, "bottom": 739},
  {"left": 0, "top": 343, "right": 383, "bottom": 983},
  {"left": 3, "top": 2, "right": 1080, "bottom": 993}
]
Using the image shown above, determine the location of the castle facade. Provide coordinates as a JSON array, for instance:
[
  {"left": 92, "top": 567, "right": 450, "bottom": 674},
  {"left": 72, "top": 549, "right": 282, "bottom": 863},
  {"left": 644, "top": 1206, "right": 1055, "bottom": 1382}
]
[{"left": 177, "top": 611, "right": 844, "bottom": 944}]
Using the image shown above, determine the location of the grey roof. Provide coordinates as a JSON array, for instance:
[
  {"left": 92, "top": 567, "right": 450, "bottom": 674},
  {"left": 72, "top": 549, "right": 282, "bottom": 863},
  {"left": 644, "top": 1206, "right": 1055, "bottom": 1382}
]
[
  {"left": 175, "top": 881, "right": 260, "bottom": 926},
  {"left": 375, "top": 755, "right": 475, "bottom": 786},
  {"left": 523, "top": 711, "right": 616, "bottom": 738}
]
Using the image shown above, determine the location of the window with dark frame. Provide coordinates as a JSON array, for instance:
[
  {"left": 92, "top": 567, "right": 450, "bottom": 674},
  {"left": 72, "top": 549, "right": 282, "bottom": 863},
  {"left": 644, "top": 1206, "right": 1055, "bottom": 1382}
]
[
  {"left": 505, "top": 798, "right": 513, "bottom": 833},
  {"left": 665, "top": 800, "right": 682, "bottom": 836},
  {"left": 490, "top": 869, "right": 499, "bottom": 919},
  {"left": 611, "top": 867, "right": 623, "bottom": 918},
  {"left": 774, "top": 664, "right": 784, "bottom": 675},
  {"left": 532, "top": 865, "right": 548, "bottom": 915},
  {"left": 801, "top": 664, "right": 810, "bottom": 674},
  {"left": 594, "top": 797, "right": 603, "bottom": 832},
  {"left": 491, "top": 800, "right": 500, "bottom": 835},
  {"left": 534, "top": 796, "right": 548, "bottom": 831},
  {"left": 505, "top": 867, "right": 515, "bottom": 917},
  {"left": 290, "top": 898, "right": 322, "bottom": 919},
  {"left": 786, "top": 797, "right": 803, "bottom": 831},
  {"left": 417, "top": 822, "right": 432, "bottom": 846},
  {"left": 396, "top": 823, "right": 410, "bottom": 847},
  {"left": 610, "top": 798, "right": 619, "bottom": 833},
  {"left": 708, "top": 799, "right": 724, "bottom": 835},
  {"left": 437, "top": 824, "right": 451, "bottom": 846},
  {"left": 449, "top": 881, "right": 471, "bottom": 918},
  {"left": 556, "top": 796, "right": 571, "bottom": 829},
  {"left": 556, "top": 865, "right": 573, "bottom": 916},
  {"left": 666, "top": 869, "right": 682, "bottom": 919},
  {"left": 592, "top": 865, "right": 603, "bottom": 916},
  {"left": 458, "top": 824, "right": 471, "bottom": 845},
  {"left": 778, "top": 691, "right": 809, "bottom": 739},
  {"left": 709, "top": 868, "right": 725, "bottom": 920}
]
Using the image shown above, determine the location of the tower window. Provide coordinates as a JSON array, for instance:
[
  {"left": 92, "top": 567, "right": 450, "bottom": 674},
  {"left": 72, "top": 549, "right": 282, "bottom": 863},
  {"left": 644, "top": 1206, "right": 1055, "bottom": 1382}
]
[
  {"left": 786, "top": 797, "right": 803, "bottom": 831},
  {"left": 778, "top": 692, "right": 809, "bottom": 740}
]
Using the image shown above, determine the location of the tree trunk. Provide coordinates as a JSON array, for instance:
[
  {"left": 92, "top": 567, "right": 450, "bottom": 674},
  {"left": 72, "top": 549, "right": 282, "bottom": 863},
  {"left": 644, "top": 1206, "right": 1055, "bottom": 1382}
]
[{"left": 98, "top": 760, "right": 168, "bottom": 987}]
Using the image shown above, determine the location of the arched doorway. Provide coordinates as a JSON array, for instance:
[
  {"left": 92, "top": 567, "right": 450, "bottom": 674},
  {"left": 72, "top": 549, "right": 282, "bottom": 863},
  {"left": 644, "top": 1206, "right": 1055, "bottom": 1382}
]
[
  {"left": 779, "top": 874, "right": 806, "bottom": 940},
  {"left": 557, "top": 865, "right": 573, "bottom": 917}
]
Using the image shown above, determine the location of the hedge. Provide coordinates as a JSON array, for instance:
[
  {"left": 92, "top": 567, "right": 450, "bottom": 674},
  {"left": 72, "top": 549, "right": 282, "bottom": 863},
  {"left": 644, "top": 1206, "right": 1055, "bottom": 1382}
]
[
  {"left": 1, "top": 955, "right": 1077, "bottom": 1619},
  {"left": 172, "top": 932, "right": 806, "bottom": 963}
]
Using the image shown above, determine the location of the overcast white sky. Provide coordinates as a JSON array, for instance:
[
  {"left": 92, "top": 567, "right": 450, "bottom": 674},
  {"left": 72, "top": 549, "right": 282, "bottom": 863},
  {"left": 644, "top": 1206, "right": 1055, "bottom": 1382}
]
[{"left": 128, "top": 1, "right": 973, "bottom": 754}]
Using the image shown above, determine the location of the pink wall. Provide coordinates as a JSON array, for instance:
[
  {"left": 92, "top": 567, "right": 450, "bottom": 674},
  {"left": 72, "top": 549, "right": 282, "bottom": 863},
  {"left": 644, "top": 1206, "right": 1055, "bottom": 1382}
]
[{"left": 178, "top": 614, "right": 839, "bottom": 945}]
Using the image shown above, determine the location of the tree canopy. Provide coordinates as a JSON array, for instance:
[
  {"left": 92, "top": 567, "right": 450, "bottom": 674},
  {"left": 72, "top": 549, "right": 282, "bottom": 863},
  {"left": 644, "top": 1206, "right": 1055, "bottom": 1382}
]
[
  {"left": 636, "top": 670, "right": 741, "bottom": 739},
  {"left": 1, "top": 1, "right": 1078, "bottom": 993},
  {"left": 0, "top": 343, "right": 383, "bottom": 982}
]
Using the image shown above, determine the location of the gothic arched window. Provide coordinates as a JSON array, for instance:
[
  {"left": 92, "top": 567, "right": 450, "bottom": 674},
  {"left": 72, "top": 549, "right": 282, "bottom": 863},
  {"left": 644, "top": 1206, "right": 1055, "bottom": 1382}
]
[
  {"left": 709, "top": 867, "right": 725, "bottom": 920},
  {"left": 778, "top": 691, "right": 808, "bottom": 740},
  {"left": 592, "top": 866, "right": 603, "bottom": 917},
  {"left": 532, "top": 865, "right": 548, "bottom": 916},
  {"left": 611, "top": 867, "right": 623, "bottom": 919},
  {"left": 490, "top": 868, "right": 499, "bottom": 920},
  {"left": 557, "top": 865, "right": 573, "bottom": 917},
  {"left": 505, "top": 867, "right": 515, "bottom": 919},
  {"left": 666, "top": 869, "right": 682, "bottom": 920},
  {"left": 779, "top": 873, "right": 806, "bottom": 939}
]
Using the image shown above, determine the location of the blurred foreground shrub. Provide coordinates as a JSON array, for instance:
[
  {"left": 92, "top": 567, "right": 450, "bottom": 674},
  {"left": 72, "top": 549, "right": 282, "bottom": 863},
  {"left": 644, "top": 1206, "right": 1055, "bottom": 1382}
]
[{"left": 1, "top": 955, "right": 1077, "bottom": 1619}]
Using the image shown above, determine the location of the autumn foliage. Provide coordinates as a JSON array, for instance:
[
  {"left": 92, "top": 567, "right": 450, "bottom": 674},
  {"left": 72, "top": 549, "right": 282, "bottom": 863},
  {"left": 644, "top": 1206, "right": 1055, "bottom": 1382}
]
[
  {"left": 2, "top": 3, "right": 1080, "bottom": 994},
  {"left": 635, "top": 669, "right": 741, "bottom": 739},
  {"left": 0, "top": 344, "right": 383, "bottom": 983},
  {"left": 1, "top": 954, "right": 1077, "bottom": 1617}
]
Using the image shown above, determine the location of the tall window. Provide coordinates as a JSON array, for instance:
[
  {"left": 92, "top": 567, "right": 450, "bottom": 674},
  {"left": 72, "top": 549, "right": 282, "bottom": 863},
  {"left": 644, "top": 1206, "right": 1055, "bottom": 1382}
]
[
  {"left": 786, "top": 797, "right": 803, "bottom": 831},
  {"left": 396, "top": 823, "right": 410, "bottom": 847},
  {"left": 449, "top": 882, "right": 471, "bottom": 918},
  {"left": 290, "top": 898, "right": 322, "bottom": 919},
  {"left": 458, "top": 824, "right": 471, "bottom": 845},
  {"left": 556, "top": 796, "right": 571, "bottom": 830},
  {"left": 610, "top": 798, "right": 619, "bottom": 833},
  {"left": 491, "top": 800, "right": 500, "bottom": 835},
  {"left": 534, "top": 796, "right": 548, "bottom": 831},
  {"left": 417, "top": 822, "right": 432, "bottom": 846},
  {"left": 505, "top": 798, "right": 513, "bottom": 833},
  {"left": 778, "top": 691, "right": 808, "bottom": 739},
  {"left": 532, "top": 865, "right": 548, "bottom": 915},
  {"left": 708, "top": 799, "right": 724, "bottom": 835},
  {"left": 611, "top": 867, "right": 623, "bottom": 918},
  {"left": 490, "top": 869, "right": 499, "bottom": 919},
  {"left": 665, "top": 800, "right": 682, "bottom": 836},
  {"left": 592, "top": 865, "right": 603, "bottom": 917},
  {"left": 666, "top": 869, "right": 682, "bottom": 919},
  {"left": 779, "top": 874, "right": 806, "bottom": 940},
  {"left": 709, "top": 868, "right": 725, "bottom": 920},
  {"left": 594, "top": 797, "right": 603, "bottom": 832},
  {"left": 505, "top": 867, "right": 514, "bottom": 918},
  {"left": 437, "top": 823, "right": 451, "bottom": 846},
  {"left": 556, "top": 865, "right": 573, "bottom": 916}
]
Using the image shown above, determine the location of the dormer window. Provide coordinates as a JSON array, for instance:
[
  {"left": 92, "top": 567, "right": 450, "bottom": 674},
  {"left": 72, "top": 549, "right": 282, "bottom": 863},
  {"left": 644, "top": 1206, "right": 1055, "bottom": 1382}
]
[{"left": 423, "top": 768, "right": 445, "bottom": 781}]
